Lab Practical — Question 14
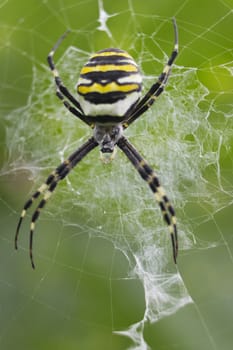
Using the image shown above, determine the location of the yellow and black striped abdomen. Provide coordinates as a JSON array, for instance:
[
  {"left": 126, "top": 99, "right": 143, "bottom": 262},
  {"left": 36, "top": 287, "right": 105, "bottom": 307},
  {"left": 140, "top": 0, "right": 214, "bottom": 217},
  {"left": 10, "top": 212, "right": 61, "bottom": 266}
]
[{"left": 76, "top": 48, "right": 142, "bottom": 120}]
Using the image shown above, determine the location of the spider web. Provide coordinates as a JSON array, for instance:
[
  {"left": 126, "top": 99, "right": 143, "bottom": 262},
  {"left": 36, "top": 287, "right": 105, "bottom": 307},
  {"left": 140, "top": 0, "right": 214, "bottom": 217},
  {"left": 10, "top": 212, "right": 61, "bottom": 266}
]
[{"left": 0, "top": 0, "right": 233, "bottom": 349}]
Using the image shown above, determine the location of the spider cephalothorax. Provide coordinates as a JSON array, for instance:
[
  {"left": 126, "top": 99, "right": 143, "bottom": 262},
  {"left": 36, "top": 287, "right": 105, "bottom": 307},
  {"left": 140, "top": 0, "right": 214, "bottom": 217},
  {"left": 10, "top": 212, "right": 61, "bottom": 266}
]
[
  {"left": 15, "top": 19, "right": 179, "bottom": 268},
  {"left": 93, "top": 124, "right": 123, "bottom": 161}
]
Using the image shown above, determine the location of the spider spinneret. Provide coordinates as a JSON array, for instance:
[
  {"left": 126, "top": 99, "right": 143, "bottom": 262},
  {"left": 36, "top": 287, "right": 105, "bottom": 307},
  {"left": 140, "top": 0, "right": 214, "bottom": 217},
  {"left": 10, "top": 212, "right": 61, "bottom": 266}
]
[{"left": 15, "top": 19, "right": 179, "bottom": 269}]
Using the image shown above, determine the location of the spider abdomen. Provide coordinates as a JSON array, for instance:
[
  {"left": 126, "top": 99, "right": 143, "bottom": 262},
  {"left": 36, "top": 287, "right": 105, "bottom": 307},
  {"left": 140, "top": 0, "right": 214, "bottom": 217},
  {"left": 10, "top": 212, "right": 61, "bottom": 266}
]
[{"left": 76, "top": 48, "right": 142, "bottom": 120}]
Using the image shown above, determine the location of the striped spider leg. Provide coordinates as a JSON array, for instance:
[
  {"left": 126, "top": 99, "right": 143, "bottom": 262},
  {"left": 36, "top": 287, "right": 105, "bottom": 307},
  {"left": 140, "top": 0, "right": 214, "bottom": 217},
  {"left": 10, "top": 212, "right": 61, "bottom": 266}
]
[
  {"left": 124, "top": 18, "right": 178, "bottom": 128},
  {"left": 117, "top": 136, "right": 178, "bottom": 263},
  {"left": 47, "top": 30, "right": 92, "bottom": 127},
  {"left": 15, "top": 137, "right": 98, "bottom": 268}
]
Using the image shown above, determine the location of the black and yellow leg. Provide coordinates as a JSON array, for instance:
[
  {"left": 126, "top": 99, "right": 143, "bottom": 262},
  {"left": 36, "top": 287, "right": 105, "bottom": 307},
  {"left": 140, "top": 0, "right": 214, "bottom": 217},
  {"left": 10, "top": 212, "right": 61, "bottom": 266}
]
[
  {"left": 117, "top": 136, "right": 178, "bottom": 263},
  {"left": 47, "top": 31, "right": 92, "bottom": 126},
  {"left": 14, "top": 180, "right": 55, "bottom": 250},
  {"left": 15, "top": 137, "right": 98, "bottom": 268},
  {"left": 124, "top": 18, "right": 178, "bottom": 128}
]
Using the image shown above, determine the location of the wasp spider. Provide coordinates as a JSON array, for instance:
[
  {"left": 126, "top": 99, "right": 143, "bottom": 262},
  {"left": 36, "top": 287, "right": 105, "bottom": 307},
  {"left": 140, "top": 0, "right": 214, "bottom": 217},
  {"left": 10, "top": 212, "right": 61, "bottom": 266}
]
[{"left": 15, "top": 19, "right": 179, "bottom": 268}]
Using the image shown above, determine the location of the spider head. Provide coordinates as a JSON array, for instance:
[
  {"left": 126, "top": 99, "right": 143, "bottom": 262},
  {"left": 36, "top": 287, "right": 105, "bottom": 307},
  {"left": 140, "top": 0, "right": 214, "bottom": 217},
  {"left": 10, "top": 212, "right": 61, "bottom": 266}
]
[{"left": 93, "top": 124, "right": 123, "bottom": 160}]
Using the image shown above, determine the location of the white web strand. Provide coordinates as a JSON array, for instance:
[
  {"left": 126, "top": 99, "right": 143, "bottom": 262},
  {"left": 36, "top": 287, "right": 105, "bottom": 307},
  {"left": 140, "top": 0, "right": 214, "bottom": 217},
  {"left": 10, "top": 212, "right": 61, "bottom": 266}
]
[{"left": 97, "top": 0, "right": 115, "bottom": 38}]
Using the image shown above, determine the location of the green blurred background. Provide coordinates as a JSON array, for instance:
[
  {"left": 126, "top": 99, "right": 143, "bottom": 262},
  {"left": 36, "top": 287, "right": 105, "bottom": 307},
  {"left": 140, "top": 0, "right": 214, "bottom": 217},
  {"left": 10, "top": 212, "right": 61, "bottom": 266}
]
[{"left": 0, "top": 0, "right": 233, "bottom": 349}]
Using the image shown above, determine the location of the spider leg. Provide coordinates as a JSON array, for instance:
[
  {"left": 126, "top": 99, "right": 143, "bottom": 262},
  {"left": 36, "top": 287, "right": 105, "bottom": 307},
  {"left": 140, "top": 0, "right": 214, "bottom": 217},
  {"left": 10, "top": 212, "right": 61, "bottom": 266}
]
[
  {"left": 55, "top": 89, "right": 93, "bottom": 126},
  {"left": 117, "top": 136, "right": 178, "bottom": 263},
  {"left": 15, "top": 137, "right": 98, "bottom": 268},
  {"left": 14, "top": 176, "right": 56, "bottom": 250},
  {"left": 47, "top": 31, "right": 91, "bottom": 126},
  {"left": 124, "top": 18, "right": 178, "bottom": 128}
]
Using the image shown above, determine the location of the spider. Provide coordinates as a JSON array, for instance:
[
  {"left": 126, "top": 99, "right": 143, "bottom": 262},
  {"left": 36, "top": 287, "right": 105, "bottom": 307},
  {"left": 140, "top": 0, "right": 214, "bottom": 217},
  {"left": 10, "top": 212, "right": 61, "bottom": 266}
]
[{"left": 15, "top": 19, "right": 179, "bottom": 269}]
